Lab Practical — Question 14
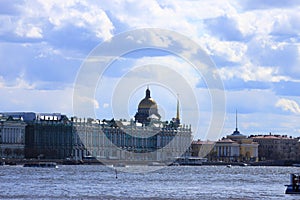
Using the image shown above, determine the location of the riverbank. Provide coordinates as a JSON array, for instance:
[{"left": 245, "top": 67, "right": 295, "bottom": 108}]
[
  {"left": 0, "top": 158, "right": 168, "bottom": 166},
  {"left": 2, "top": 158, "right": 300, "bottom": 167},
  {"left": 0, "top": 158, "right": 88, "bottom": 166},
  {"left": 203, "top": 160, "right": 300, "bottom": 167}
]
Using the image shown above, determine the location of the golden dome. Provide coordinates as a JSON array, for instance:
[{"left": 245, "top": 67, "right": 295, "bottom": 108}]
[
  {"left": 135, "top": 87, "right": 161, "bottom": 124},
  {"left": 138, "top": 97, "right": 158, "bottom": 109},
  {"left": 137, "top": 88, "right": 158, "bottom": 109}
]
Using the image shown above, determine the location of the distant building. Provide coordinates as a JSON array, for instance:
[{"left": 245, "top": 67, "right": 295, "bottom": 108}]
[
  {"left": 1, "top": 112, "right": 36, "bottom": 122},
  {"left": 24, "top": 113, "right": 73, "bottom": 159},
  {"left": 0, "top": 88, "right": 192, "bottom": 163},
  {"left": 191, "top": 140, "right": 215, "bottom": 159},
  {"left": 191, "top": 111, "right": 258, "bottom": 162},
  {"left": 0, "top": 112, "right": 73, "bottom": 159},
  {"left": 71, "top": 88, "right": 192, "bottom": 163},
  {"left": 71, "top": 117, "right": 103, "bottom": 160},
  {"left": 250, "top": 133, "right": 300, "bottom": 161},
  {"left": 0, "top": 115, "right": 26, "bottom": 159},
  {"left": 213, "top": 138, "right": 240, "bottom": 162},
  {"left": 191, "top": 140, "right": 215, "bottom": 157},
  {"left": 222, "top": 111, "right": 258, "bottom": 162}
]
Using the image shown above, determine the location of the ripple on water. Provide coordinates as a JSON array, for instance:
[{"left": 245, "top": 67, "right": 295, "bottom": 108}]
[{"left": 0, "top": 165, "right": 299, "bottom": 199}]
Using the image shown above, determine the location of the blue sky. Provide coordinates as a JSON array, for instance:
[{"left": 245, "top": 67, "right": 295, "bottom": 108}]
[{"left": 1, "top": 0, "right": 300, "bottom": 140}]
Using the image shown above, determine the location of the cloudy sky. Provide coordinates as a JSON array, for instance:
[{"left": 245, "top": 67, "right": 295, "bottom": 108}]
[{"left": 1, "top": 0, "right": 300, "bottom": 140}]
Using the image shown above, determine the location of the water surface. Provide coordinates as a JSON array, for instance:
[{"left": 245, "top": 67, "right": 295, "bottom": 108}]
[{"left": 0, "top": 165, "right": 299, "bottom": 199}]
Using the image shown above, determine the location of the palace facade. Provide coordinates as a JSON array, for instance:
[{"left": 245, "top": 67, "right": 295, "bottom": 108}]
[
  {"left": 0, "top": 88, "right": 192, "bottom": 163},
  {"left": 0, "top": 115, "right": 26, "bottom": 159},
  {"left": 71, "top": 88, "right": 192, "bottom": 163}
]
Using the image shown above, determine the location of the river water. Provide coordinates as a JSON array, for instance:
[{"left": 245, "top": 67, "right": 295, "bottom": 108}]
[{"left": 0, "top": 165, "right": 299, "bottom": 199}]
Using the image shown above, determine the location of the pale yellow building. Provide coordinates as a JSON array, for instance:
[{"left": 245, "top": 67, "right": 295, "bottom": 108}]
[
  {"left": 191, "top": 112, "right": 259, "bottom": 162},
  {"left": 191, "top": 140, "right": 215, "bottom": 158},
  {"left": 226, "top": 112, "right": 258, "bottom": 162},
  {"left": 239, "top": 138, "right": 259, "bottom": 161}
]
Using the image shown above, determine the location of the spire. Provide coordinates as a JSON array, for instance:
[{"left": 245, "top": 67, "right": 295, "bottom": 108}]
[
  {"left": 145, "top": 86, "right": 150, "bottom": 98},
  {"left": 176, "top": 94, "right": 180, "bottom": 120},
  {"left": 232, "top": 109, "right": 240, "bottom": 135},
  {"left": 235, "top": 109, "right": 238, "bottom": 131},
  {"left": 175, "top": 94, "right": 180, "bottom": 126}
]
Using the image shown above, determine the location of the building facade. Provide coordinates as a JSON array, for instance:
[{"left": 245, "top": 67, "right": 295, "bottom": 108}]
[
  {"left": 1, "top": 88, "right": 192, "bottom": 163},
  {"left": 24, "top": 113, "right": 73, "bottom": 159},
  {"left": 0, "top": 116, "right": 26, "bottom": 159},
  {"left": 213, "top": 139, "right": 240, "bottom": 162},
  {"left": 191, "top": 140, "right": 215, "bottom": 159},
  {"left": 71, "top": 88, "right": 192, "bottom": 163},
  {"left": 191, "top": 112, "right": 258, "bottom": 162},
  {"left": 250, "top": 134, "right": 300, "bottom": 161}
]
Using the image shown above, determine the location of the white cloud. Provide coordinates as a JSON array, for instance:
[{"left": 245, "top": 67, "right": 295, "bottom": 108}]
[
  {"left": 276, "top": 98, "right": 300, "bottom": 114},
  {"left": 234, "top": 10, "right": 277, "bottom": 37},
  {"left": 100, "top": 0, "right": 199, "bottom": 37},
  {"left": 217, "top": 64, "right": 290, "bottom": 82},
  {"left": 10, "top": 0, "right": 115, "bottom": 40},
  {"left": 15, "top": 24, "right": 43, "bottom": 38},
  {"left": 271, "top": 11, "right": 300, "bottom": 35},
  {"left": 0, "top": 75, "right": 35, "bottom": 90},
  {"left": 74, "top": 95, "right": 99, "bottom": 108},
  {"left": 200, "top": 35, "right": 247, "bottom": 63},
  {"left": 0, "top": 76, "right": 5, "bottom": 88},
  {"left": 103, "top": 103, "right": 109, "bottom": 108},
  {"left": 133, "top": 56, "right": 200, "bottom": 87},
  {"left": 1, "top": 0, "right": 300, "bottom": 138},
  {"left": 0, "top": 85, "right": 74, "bottom": 115},
  {"left": 14, "top": 77, "right": 36, "bottom": 89}
]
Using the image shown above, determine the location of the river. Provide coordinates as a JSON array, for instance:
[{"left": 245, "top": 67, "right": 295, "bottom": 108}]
[{"left": 0, "top": 165, "right": 299, "bottom": 199}]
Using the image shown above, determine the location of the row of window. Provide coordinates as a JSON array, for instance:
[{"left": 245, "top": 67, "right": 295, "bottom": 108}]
[{"left": 0, "top": 127, "right": 24, "bottom": 144}]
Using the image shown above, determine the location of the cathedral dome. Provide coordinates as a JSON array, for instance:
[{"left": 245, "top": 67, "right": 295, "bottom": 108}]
[
  {"left": 138, "top": 97, "right": 158, "bottom": 109},
  {"left": 134, "top": 88, "right": 161, "bottom": 125},
  {"left": 138, "top": 88, "right": 158, "bottom": 109}
]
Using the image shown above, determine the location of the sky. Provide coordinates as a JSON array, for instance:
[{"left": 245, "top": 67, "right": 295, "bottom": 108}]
[{"left": 0, "top": 0, "right": 300, "bottom": 140}]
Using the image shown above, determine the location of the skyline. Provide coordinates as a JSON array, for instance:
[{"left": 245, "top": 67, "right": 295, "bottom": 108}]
[{"left": 1, "top": 1, "right": 300, "bottom": 139}]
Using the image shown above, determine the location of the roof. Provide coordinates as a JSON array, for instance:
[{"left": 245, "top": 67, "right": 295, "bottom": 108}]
[
  {"left": 250, "top": 135, "right": 295, "bottom": 140},
  {"left": 217, "top": 138, "right": 238, "bottom": 144},
  {"left": 230, "top": 128, "right": 245, "bottom": 137},
  {"left": 192, "top": 140, "right": 216, "bottom": 145},
  {"left": 138, "top": 88, "right": 158, "bottom": 109},
  {"left": 138, "top": 98, "right": 158, "bottom": 109}
]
